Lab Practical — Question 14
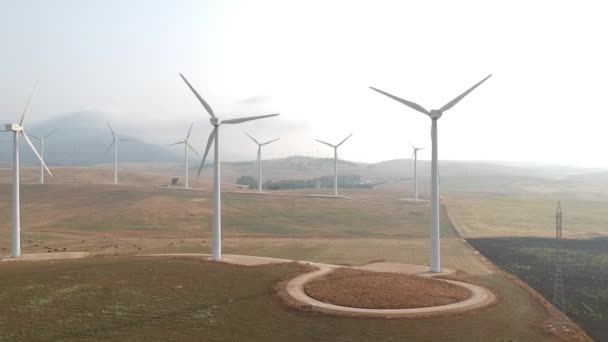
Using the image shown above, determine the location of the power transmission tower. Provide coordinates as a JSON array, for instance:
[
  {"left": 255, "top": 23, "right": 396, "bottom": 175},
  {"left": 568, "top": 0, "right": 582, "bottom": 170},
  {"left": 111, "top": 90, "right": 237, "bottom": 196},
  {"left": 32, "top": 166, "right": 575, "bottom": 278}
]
[
  {"left": 556, "top": 201, "right": 562, "bottom": 239},
  {"left": 549, "top": 201, "right": 568, "bottom": 332}
]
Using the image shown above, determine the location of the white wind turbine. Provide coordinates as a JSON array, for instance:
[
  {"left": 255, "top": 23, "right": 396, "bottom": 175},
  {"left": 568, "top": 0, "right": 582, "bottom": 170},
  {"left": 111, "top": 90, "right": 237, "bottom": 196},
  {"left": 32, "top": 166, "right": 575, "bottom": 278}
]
[
  {"left": 370, "top": 74, "right": 491, "bottom": 272},
  {"left": 169, "top": 123, "right": 199, "bottom": 189},
  {"left": 180, "top": 73, "right": 279, "bottom": 261},
  {"left": 105, "top": 122, "right": 133, "bottom": 184},
  {"left": 31, "top": 129, "right": 56, "bottom": 184},
  {"left": 410, "top": 144, "right": 424, "bottom": 201},
  {"left": 244, "top": 132, "right": 279, "bottom": 193},
  {"left": 315, "top": 134, "right": 352, "bottom": 197},
  {"left": 1, "top": 84, "right": 52, "bottom": 257}
]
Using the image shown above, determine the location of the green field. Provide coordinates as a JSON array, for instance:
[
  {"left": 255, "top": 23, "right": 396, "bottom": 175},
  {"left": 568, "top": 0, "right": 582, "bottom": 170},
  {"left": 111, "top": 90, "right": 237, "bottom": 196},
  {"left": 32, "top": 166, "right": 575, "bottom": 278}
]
[{"left": 469, "top": 237, "right": 608, "bottom": 341}]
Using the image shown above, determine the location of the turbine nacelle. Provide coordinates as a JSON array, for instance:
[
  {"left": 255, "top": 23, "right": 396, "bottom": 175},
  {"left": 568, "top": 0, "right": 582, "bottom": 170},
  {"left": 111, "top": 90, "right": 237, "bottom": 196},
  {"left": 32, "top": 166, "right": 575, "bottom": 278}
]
[
  {"left": 429, "top": 110, "right": 443, "bottom": 120},
  {"left": 5, "top": 124, "right": 23, "bottom": 132},
  {"left": 210, "top": 117, "right": 221, "bottom": 126}
]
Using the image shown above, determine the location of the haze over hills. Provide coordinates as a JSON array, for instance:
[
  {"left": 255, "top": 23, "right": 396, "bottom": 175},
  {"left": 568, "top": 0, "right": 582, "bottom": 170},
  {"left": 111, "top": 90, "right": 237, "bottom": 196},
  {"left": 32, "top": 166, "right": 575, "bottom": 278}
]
[
  {"left": 1, "top": 111, "right": 605, "bottom": 194},
  {"left": 0, "top": 111, "right": 180, "bottom": 165},
  {"left": 97, "top": 155, "right": 604, "bottom": 195}
]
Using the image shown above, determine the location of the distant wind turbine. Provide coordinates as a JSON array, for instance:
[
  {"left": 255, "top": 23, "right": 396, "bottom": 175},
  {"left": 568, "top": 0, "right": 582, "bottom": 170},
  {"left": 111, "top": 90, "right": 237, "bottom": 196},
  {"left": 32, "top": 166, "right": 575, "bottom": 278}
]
[
  {"left": 410, "top": 144, "right": 424, "bottom": 201},
  {"left": 105, "top": 122, "right": 133, "bottom": 184},
  {"left": 316, "top": 134, "right": 352, "bottom": 197},
  {"left": 180, "top": 73, "right": 279, "bottom": 261},
  {"left": 0, "top": 83, "right": 52, "bottom": 257},
  {"left": 370, "top": 74, "right": 491, "bottom": 272},
  {"left": 244, "top": 132, "right": 279, "bottom": 193},
  {"left": 31, "top": 129, "right": 56, "bottom": 184},
  {"left": 169, "top": 123, "right": 199, "bottom": 189}
]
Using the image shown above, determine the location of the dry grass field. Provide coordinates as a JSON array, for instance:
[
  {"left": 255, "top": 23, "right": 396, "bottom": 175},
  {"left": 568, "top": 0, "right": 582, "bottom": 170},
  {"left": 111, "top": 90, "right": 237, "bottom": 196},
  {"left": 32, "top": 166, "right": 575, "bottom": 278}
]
[
  {"left": 0, "top": 256, "right": 563, "bottom": 342},
  {"left": 0, "top": 166, "right": 590, "bottom": 340},
  {"left": 444, "top": 193, "right": 608, "bottom": 238}
]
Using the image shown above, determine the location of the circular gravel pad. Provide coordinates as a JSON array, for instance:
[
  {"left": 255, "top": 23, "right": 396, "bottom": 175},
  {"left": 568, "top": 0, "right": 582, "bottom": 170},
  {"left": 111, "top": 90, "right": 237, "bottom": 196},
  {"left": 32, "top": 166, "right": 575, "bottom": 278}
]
[{"left": 304, "top": 268, "right": 472, "bottom": 309}]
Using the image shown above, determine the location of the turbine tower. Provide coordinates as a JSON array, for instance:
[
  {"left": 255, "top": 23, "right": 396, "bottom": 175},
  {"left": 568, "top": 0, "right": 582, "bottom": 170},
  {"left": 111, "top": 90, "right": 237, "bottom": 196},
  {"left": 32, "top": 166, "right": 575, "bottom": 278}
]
[
  {"left": 105, "top": 122, "right": 133, "bottom": 184},
  {"left": 316, "top": 134, "right": 352, "bottom": 197},
  {"left": 0, "top": 84, "right": 52, "bottom": 257},
  {"left": 244, "top": 132, "right": 279, "bottom": 193},
  {"left": 410, "top": 144, "right": 424, "bottom": 201},
  {"left": 370, "top": 74, "right": 491, "bottom": 272},
  {"left": 180, "top": 73, "right": 279, "bottom": 261},
  {"left": 169, "top": 123, "right": 199, "bottom": 189},
  {"left": 31, "top": 129, "right": 56, "bottom": 184}
]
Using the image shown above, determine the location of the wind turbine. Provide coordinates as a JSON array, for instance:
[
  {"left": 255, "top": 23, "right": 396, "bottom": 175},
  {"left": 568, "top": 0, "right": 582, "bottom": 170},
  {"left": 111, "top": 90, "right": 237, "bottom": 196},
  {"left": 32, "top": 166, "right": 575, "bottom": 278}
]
[
  {"left": 169, "top": 123, "right": 199, "bottom": 189},
  {"left": 0, "top": 84, "right": 52, "bottom": 257},
  {"left": 244, "top": 132, "right": 279, "bottom": 193},
  {"left": 31, "top": 129, "right": 56, "bottom": 184},
  {"left": 180, "top": 73, "right": 279, "bottom": 261},
  {"left": 410, "top": 144, "right": 424, "bottom": 201},
  {"left": 370, "top": 74, "right": 491, "bottom": 272},
  {"left": 105, "top": 122, "right": 133, "bottom": 184},
  {"left": 315, "top": 134, "right": 352, "bottom": 197}
]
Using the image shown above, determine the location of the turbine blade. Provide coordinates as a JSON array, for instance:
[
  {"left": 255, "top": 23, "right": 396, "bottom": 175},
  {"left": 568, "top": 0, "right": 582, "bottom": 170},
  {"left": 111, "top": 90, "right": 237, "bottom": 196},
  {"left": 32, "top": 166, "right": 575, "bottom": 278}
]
[
  {"left": 223, "top": 113, "right": 279, "bottom": 125},
  {"left": 105, "top": 141, "right": 115, "bottom": 153},
  {"left": 187, "top": 142, "right": 200, "bottom": 156},
  {"left": 106, "top": 121, "right": 116, "bottom": 137},
  {"left": 439, "top": 74, "right": 492, "bottom": 112},
  {"left": 30, "top": 135, "right": 41, "bottom": 141},
  {"left": 186, "top": 123, "right": 194, "bottom": 141},
  {"left": 261, "top": 138, "right": 280, "bottom": 145},
  {"left": 179, "top": 73, "right": 216, "bottom": 118},
  {"left": 197, "top": 127, "right": 217, "bottom": 179},
  {"left": 244, "top": 132, "right": 260, "bottom": 145},
  {"left": 168, "top": 141, "right": 185, "bottom": 146},
  {"left": 315, "top": 139, "right": 335, "bottom": 148},
  {"left": 44, "top": 129, "right": 57, "bottom": 139},
  {"left": 118, "top": 139, "right": 135, "bottom": 142},
  {"left": 411, "top": 151, "right": 415, "bottom": 159},
  {"left": 19, "top": 81, "right": 39, "bottom": 126},
  {"left": 369, "top": 86, "right": 429, "bottom": 115},
  {"left": 22, "top": 130, "right": 52, "bottom": 176},
  {"left": 337, "top": 133, "right": 352, "bottom": 147}
]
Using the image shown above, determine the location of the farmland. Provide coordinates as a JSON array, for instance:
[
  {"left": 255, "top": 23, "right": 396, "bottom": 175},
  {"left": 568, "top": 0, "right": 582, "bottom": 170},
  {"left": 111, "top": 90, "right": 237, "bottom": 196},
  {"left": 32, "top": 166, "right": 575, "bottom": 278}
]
[{"left": 468, "top": 237, "right": 608, "bottom": 342}]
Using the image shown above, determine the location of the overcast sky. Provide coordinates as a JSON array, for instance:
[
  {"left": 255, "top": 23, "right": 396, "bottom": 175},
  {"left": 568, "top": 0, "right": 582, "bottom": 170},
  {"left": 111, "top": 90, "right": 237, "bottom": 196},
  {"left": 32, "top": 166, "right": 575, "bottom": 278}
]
[{"left": 1, "top": 0, "right": 607, "bottom": 167}]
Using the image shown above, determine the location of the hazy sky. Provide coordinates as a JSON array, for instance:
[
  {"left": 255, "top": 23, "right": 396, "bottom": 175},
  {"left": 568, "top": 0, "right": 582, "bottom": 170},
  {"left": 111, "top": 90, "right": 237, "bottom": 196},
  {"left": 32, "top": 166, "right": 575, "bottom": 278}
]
[{"left": 2, "top": 0, "right": 608, "bottom": 167}]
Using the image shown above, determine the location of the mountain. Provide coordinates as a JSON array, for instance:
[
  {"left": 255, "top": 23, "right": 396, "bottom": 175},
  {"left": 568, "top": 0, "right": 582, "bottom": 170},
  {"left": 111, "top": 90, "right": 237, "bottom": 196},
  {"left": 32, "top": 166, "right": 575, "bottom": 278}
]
[{"left": 0, "top": 111, "right": 180, "bottom": 165}]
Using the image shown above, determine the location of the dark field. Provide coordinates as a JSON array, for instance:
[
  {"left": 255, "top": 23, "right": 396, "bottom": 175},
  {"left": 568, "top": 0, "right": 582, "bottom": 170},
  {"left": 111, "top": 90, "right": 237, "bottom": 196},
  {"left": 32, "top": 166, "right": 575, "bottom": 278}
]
[
  {"left": 468, "top": 237, "right": 608, "bottom": 342},
  {"left": 0, "top": 256, "right": 558, "bottom": 341}
]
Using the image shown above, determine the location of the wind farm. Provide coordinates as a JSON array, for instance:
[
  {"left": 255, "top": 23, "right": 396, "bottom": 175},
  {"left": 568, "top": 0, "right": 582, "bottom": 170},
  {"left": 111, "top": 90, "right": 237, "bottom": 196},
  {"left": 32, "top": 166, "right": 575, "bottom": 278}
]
[
  {"left": 1, "top": 84, "right": 52, "bottom": 257},
  {"left": 245, "top": 132, "right": 279, "bottom": 193},
  {"left": 316, "top": 134, "right": 352, "bottom": 197},
  {"left": 180, "top": 73, "right": 279, "bottom": 260},
  {"left": 105, "top": 122, "right": 133, "bottom": 185},
  {"left": 2, "top": 1, "right": 607, "bottom": 341},
  {"left": 168, "top": 123, "right": 199, "bottom": 189},
  {"left": 31, "top": 129, "right": 55, "bottom": 184},
  {"left": 410, "top": 144, "right": 424, "bottom": 201},
  {"left": 370, "top": 74, "right": 492, "bottom": 273}
]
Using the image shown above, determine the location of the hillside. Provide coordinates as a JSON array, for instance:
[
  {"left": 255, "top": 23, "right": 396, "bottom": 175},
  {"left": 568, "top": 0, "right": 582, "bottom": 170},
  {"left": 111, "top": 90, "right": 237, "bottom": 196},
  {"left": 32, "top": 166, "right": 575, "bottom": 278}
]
[{"left": 0, "top": 111, "right": 179, "bottom": 165}]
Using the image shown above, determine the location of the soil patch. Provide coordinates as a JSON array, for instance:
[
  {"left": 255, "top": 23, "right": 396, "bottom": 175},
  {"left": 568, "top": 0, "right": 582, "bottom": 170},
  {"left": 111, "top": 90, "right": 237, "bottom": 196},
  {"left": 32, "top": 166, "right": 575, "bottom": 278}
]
[{"left": 304, "top": 268, "right": 471, "bottom": 309}]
